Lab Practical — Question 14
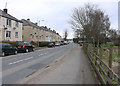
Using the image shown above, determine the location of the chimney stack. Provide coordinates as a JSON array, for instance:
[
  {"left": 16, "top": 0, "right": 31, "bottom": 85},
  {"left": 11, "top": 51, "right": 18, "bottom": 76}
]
[
  {"left": 3, "top": 9, "right": 7, "bottom": 14},
  {"left": 27, "top": 18, "right": 30, "bottom": 22},
  {"left": 35, "top": 22, "right": 38, "bottom": 25}
]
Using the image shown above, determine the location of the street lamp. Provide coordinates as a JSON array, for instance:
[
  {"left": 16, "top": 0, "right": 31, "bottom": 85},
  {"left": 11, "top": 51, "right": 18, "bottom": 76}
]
[{"left": 38, "top": 20, "right": 44, "bottom": 47}]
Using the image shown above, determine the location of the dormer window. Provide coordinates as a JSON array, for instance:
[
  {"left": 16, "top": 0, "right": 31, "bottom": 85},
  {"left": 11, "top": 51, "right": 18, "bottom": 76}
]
[
  {"left": 7, "top": 19, "right": 11, "bottom": 26},
  {"left": 16, "top": 21, "right": 18, "bottom": 27}
]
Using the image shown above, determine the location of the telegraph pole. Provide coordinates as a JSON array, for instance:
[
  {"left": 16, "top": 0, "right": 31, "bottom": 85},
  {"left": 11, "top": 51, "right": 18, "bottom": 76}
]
[{"left": 38, "top": 20, "right": 44, "bottom": 47}]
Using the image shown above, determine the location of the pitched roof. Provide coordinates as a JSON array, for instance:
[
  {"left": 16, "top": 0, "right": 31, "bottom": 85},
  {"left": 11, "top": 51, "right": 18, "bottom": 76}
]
[
  {"left": 21, "top": 19, "right": 38, "bottom": 28},
  {"left": 0, "top": 9, "right": 22, "bottom": 23},
  {"left": 21, "top": 19, "right": 61, "bottom": 36}
]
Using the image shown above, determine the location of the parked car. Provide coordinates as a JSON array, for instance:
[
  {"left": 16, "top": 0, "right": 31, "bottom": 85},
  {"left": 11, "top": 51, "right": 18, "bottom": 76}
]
[
  {"left": 55, "top": 42, "right": 61, "bottom": 46},
  {"left": 60, "top": 42, "right": 64, "bottom": 45},
  {"left": 48, "top": 43, "right": 55, "bottom": 47},
  {"left": 16, "top": 42, "right": 35, "bottom": 53},
  {"left": 63, "top": 41, "right": 68, "bottom": 45},
  {"left": 0, "top": 43, "right": 18, "bottom": 57}
]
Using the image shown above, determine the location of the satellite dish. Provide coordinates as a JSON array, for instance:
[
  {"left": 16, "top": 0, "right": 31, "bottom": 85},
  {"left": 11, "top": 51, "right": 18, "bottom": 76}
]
[
  {"left": 4, "top": 27, "right": 7, "bottom": 30},
  {"left": 13, "top": 27, "right": 16, "bottom": 30}
]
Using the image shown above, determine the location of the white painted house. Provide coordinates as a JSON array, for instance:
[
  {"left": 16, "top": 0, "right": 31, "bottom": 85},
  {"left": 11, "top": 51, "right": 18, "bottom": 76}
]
[{"left": 0, "top": 9, "right": 23, "bottom": 41}]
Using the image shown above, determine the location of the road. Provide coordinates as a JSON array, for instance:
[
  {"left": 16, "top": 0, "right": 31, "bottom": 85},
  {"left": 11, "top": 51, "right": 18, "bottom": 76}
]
[
  {"left": 20, "top": 45, "right": 96, "bottom": 84},
  {"left": 2, "top": 43, "right": 76, "bottom": 84}
]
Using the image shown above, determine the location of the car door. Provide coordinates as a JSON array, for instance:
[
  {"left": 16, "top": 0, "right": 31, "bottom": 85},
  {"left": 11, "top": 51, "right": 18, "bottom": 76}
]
[
  {"left": 3, "top": 44, "right": 10, "bottom": 54},
  {"left": 9, "top": 44, "right": 14, "bottom": 54},
  {"left": 28, "top": 43, "right": 33, "bottom": 51}
]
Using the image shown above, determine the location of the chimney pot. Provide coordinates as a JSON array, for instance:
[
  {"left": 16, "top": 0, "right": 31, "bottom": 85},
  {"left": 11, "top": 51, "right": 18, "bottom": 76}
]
[
  {"left": 27, "top": 18, "right": 30, "bottom": 21},
  {"left": 35, "top": 22, "right": 38, "bottom": 25},
  {"left": 3, "top": 9, "right": 7, "bottom": 14}
]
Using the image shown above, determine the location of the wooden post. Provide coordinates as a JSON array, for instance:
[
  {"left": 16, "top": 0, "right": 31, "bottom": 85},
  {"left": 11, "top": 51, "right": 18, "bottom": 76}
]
[
  {"left": 118, "top": 43, "right": 120, "bottom": 83},
  {"left": 100, "top": 45, "right": 103, "bottom": 66},
  {"left": 108, "top": 45, "right": 113, "bottom": 81},
  {"left": 109, "top": 45, "right": 113, "bottom": 69}
]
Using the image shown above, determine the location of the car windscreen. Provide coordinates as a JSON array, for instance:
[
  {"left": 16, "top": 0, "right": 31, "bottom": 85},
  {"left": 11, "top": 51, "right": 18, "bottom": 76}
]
[
  {"left": 17, "top": 43, "right": 24, "bottom": 46},
  {"left": 0, "top": 44, "right": 2, "bottom": 49},
  {"left": 49, "top": 43, "right": 53, "bottom": 45}
]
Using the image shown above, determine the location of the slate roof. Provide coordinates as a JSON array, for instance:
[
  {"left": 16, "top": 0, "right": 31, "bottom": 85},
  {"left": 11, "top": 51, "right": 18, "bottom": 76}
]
[
  {"left": 0, "top": 9, "right": 22, "bottom": 23},
  {"left": 21, "top": 19, "right": 38, "bottom": 28},
  {"left": 21, "top": 19, "right": 60, "bottom": 36}
]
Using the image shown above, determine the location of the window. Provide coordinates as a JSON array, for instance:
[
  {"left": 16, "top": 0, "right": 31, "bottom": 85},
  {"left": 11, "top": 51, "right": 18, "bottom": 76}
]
[
  {"left": 0, "top": 17, "right": 1, "bottom": 25},
  {"left": 16, "top": 21, "right": 18, "bottom": 27},
  {"left": 7, "top": 19, "right": 11, "bottom": 26},
  {"left": 15, "top": 32, "right": 18, "bottom": 38},
  {"left": 6, "top": 31, "right": 11, "bottom": 38},
  {"left": 0, "top": 30, "right": 1, "bottom": 38}
]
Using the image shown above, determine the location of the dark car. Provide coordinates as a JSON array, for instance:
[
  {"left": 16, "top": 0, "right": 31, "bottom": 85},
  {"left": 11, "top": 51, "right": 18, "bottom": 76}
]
[
  {"left": 48, "top": 43, "right": 55, "bottom": 47},
  {"left": 16, "top": 42, "right": 35, "bottom": 53},
  {"left": 0, "top": 43, "right": 18, "bottom": 57}
]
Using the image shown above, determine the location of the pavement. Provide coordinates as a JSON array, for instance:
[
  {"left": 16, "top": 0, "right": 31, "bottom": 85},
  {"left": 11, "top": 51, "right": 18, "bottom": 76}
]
[{"left": 20, "top": 45, "right": 96, "bottom": 84}]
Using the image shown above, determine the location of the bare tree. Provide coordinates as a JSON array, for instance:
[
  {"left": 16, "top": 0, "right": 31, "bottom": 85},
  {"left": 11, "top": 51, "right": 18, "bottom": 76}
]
[
  {"left": 108, "top": 29, "right": 118, "bottom": 42},
  {"left": 63, "top": 29, "right": 68, "bottom": 41},
  {"left": 69, "top": 3, "right": 110, "bottom": 45}
]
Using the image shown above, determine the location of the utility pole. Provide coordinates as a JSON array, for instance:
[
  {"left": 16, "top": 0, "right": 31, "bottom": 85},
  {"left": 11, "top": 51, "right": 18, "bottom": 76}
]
[
  {"left": 38, "top": 20, "right": 44, "bottom": 47},
  {"left": 38, "top": 21, "right": 40, "bottom": 47}
]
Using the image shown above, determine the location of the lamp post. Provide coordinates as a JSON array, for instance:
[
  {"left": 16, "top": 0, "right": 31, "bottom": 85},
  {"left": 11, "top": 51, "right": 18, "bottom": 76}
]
[{"left": 38, "top": 20, "right": 44, "bottom": 47}]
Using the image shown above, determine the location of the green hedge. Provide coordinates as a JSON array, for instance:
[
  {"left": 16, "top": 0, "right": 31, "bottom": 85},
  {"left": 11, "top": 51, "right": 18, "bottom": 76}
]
[
  {"left": 114, "top": 41, "right": 119, "bottom": 46},
  {"left": 1, "top": 41, "right": 22, "bottom": 47},
  {"left": 39, "top": 41, "right": 55, "bottom": 47}
]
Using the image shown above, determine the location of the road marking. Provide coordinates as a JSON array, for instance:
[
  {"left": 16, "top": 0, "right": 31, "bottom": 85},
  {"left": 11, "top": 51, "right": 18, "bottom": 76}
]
[
  {"left": 39, "top": 53, "right": 48, "bottom": 56},
  {"left": 39, "top": 54, "right": 44, "bottom": 56},
  {"left": 9, "top": 57, "right": 33, "bottom": 65}
]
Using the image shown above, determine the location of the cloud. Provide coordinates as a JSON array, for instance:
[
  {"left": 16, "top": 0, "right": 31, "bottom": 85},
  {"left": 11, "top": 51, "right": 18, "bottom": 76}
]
[{"left": 0, "top": 0, "right": 118, "bottom": 38}]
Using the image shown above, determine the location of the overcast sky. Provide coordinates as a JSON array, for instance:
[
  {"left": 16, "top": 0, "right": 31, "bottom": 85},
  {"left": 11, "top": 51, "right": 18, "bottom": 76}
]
[{"left": 0, "top": 0, "right": 119, "bottom": 39}]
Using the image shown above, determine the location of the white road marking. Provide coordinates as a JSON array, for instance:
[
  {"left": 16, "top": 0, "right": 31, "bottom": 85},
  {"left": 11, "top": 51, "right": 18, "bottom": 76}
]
[
  {"left": 9, "top": 57, "right": 33, "bottom": 65},
  {"left": 39, "top": 53, "right": 48, "bottom": 56},
  {"left": 39, "top": 54, "right": 44, "bottom": 56}
]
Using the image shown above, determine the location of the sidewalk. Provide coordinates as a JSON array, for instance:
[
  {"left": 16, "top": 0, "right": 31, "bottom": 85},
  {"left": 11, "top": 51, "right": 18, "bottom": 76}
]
[{"left": 20, "top": 46, "right": 96, "bottom": 84}]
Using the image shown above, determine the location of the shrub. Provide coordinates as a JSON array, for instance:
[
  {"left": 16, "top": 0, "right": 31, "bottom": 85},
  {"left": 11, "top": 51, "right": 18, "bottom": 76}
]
[
  {"left": 114, "top": 41, "right": 119, "bottom": 46},
  {"left": 2, "top": 41, "right": 22, "bottom": 47},
  {"left": 39, "top": 41, "right": 55, "bottom": 47}
]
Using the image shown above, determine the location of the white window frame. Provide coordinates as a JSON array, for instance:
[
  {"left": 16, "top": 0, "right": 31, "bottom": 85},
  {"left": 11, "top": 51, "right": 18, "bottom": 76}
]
[
  {"left": 0, "top": 17, "right": 1, "bottom": 25},
  {"left": 6, "top": 31, "right": 11, "bottom": 38},
  {"left": 6, "top": 19, "right": 11, "bottom": 26},
  {"left": 15, "top": 32, "right": 18, "bottom": 38},
  {"left": 16, "top": 21, "right": 18, "bottom": 27}
]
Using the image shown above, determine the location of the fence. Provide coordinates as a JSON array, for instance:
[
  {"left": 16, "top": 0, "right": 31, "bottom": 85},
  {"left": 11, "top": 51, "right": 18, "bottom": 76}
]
[{"left": 83, "top": 43, "right": 120, "bottom": 85}]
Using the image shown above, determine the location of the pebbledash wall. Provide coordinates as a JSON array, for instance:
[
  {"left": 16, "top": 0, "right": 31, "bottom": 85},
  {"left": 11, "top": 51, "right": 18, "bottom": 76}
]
[
  {"left": 0, "top": 9, "right": 22, "bottom": 41},
  {"left": 0, "top": 8, "right": 61, "bottom": 42}
]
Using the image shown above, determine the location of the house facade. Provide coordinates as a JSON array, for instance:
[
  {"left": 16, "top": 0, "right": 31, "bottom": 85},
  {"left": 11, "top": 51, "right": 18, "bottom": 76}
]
[
  {"left": 0, "top": 9, "right": 23, "bottom": 41},
  {"left": 21, "top": 19, "right": 61, "bottom": 42}
]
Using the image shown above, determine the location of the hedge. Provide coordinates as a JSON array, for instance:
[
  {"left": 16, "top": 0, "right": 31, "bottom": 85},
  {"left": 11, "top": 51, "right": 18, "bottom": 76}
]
[
  {"left": 1, "top": 41, "right": 22, "bottom": 47},
  {"left": 38, "top": 41, "right": 55, "bottom": 47}
]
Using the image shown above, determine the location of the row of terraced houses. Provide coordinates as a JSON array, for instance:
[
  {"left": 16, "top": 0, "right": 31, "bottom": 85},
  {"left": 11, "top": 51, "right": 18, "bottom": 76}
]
[{"left": 0, "top": 8, "right": 61, "bottom": 42}]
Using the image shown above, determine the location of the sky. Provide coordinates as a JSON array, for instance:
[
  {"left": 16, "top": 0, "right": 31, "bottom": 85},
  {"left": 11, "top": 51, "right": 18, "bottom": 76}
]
[{"left": 0, "top": 0, "right": 119, "bottom": 39}]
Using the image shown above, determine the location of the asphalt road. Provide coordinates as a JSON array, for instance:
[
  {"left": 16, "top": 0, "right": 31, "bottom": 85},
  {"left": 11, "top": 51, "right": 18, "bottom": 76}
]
[{"left": 2, "top": 43, "right": 76, "bottom": 84}]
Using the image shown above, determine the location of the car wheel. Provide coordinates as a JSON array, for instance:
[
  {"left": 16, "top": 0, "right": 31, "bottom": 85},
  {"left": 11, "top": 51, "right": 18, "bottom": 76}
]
[
  {"left": 2, "top": 52, "right": 5, "bottom": 57},
  {"left": 32, "top": 48, "right": 35, "bottom": 52},
  {"left": 25, "top": 49, "right": 29, "bottom": 53},
  {"left": 14, "top": 51, "right": 18, "bottom": 55}
]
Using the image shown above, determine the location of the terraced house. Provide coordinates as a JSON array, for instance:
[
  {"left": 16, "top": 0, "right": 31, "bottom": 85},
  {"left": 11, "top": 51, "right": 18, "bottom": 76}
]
[
  {"left": 21, "top": 19, "right": 61, "bottom": 42},
  {"left": 0, "top": 9, "right": 23, "bottom": 41}
]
